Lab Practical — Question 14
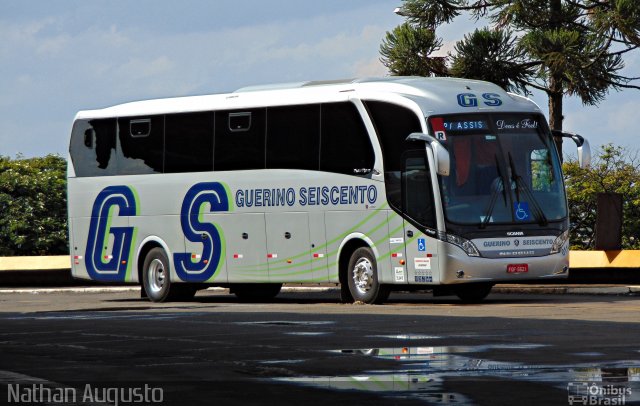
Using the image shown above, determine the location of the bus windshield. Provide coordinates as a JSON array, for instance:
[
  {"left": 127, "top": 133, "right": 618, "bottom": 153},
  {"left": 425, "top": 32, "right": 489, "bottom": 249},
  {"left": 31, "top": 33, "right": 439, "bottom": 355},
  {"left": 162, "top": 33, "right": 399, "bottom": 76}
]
[{"left": 431, "top": 113, "right": 567, "bottom": 226}]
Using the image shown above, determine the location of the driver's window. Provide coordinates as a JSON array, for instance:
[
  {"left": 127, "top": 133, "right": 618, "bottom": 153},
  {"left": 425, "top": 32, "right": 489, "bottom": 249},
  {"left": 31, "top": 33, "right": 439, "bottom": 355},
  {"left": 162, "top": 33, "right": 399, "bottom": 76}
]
[{"left": 403, "top": 152, "right": 436, "bottom": 229}]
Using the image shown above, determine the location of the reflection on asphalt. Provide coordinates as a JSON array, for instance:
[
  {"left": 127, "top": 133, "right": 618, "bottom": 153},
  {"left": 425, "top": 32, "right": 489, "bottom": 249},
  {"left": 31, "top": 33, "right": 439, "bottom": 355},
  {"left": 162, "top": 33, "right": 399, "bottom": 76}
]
[{"left": 275, "top": 344, "right": 640, "bottom": 404}]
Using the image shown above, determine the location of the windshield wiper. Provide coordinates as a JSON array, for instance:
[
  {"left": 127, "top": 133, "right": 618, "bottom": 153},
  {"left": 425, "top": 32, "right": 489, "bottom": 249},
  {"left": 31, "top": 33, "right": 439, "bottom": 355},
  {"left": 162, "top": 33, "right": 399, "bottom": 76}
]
[
  {"left": 479, "top": 155, "right": 508, "bottom": 229},
  {"left": 508, "top": 153, "right": 548, "bottom": 226}
]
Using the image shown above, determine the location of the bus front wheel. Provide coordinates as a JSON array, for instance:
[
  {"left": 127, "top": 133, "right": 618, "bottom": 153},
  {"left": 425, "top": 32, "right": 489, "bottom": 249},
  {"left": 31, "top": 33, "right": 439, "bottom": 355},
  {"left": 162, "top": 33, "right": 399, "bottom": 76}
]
[{"left": 346, "top": 247, "right": 390, "bottom": 304}]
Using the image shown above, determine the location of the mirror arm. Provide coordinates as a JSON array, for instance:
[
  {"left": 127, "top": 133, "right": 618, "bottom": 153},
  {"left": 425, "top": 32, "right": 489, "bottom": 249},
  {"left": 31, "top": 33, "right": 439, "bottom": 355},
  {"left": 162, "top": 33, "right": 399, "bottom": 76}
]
[
  {"left": 406, "top": 132, "right": 450, "bottom": 176},
  {"left": 551, "top": 130, "right": 591, "bottom": 169},
  {"left": 551, "top": 130, "right": 585, "bottom": 148},
  {"left": 406, "top": 132, "right": 439, "bottom": 144}
]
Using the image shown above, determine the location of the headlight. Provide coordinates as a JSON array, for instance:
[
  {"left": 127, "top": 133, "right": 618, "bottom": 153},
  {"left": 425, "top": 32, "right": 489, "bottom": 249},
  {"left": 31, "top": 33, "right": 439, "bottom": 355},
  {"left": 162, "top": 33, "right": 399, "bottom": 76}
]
[
  {"left": 446, "top": 233, "right": 480, "bottom": 257},
  {"left": 550, "top": 230, "right": 569, "bottom": 254}
]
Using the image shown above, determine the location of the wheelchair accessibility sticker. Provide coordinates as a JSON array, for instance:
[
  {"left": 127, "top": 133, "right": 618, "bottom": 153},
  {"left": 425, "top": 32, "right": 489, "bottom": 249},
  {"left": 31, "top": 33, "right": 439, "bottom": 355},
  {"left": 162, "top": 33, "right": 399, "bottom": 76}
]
[
  {"left": 514, "top": 202, "right": 531, "bottom": 222},
  {"left": 417, "top": 238, "right": 426, "bottom": 252}
]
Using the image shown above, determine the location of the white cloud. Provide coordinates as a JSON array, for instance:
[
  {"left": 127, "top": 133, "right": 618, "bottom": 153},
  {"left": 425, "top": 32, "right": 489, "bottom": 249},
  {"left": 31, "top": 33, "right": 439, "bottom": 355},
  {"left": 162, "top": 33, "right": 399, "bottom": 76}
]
[
  {"left": 0, "top": 3, "right": 398, "bottom": 156},
  {"left": 353, "top": 57, "right": 388, "bottom": 77},
  {"left": 6, "top": 1, "right": 636, "bottom": 159},
  {"left": 36, "top": 34, "right": 71, "bottom": 55},
  {"left": 430, "top": 39, "right": 457, "bottom": 58},
  {"left": 562, "top": 94, "right": 638, "bottom": 153}
]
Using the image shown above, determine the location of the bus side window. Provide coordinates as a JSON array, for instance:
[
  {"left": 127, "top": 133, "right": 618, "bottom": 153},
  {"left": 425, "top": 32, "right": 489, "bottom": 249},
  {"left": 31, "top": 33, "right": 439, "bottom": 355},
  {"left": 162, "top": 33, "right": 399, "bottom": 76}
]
[
  {"left": 164, "top": 112, "right": 214, "bottom": 173},
  {"left": 403, "top": 153, "right": 436, "bottom": 229},
  {"left": 69, "top": 118, "right": 117, "bottom": 177},
  {"left": 266, "top": 104, "right": 320, "bottom": 170},
  {"left": 215, "top": 108, "right": 266, "bottom": 171},
  {"left": 363, "top": 101, "right": 422, "bottom": 211},
  {"left": 93, "top": 119, "right": 117, "bottom": 171},
  {"left": 117, "top": 115, "right": 164, "bottom": 174},
  {"left": 320, "top": 102, "right": 374, "bottom": 176}
]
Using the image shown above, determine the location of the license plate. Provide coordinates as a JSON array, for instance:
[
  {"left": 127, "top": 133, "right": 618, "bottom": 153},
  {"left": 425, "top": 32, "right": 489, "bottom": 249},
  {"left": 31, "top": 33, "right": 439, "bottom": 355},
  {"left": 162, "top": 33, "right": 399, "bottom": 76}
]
[{"left": 507, "top": 264, "right": 528, "bottom": 274}]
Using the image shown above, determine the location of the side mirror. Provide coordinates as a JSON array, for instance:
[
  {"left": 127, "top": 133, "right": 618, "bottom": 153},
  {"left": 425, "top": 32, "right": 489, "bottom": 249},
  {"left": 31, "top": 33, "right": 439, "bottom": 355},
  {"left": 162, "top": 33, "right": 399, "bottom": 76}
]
[
  {"left": 552, "top": 130, "right": 591, "bottom": 169},
  {"left": 406, "top": 132, "right": 450, "bottom": 176},
  {"left": 576, "top": 138, "right": 591, "bottom": 169}
]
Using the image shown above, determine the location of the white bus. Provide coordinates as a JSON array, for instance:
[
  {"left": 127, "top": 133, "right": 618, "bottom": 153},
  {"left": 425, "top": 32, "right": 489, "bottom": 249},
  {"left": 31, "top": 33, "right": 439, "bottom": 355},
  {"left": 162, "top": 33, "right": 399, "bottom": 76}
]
[{"left": 67, "top": 77, "right": 590, "bottom": 304}]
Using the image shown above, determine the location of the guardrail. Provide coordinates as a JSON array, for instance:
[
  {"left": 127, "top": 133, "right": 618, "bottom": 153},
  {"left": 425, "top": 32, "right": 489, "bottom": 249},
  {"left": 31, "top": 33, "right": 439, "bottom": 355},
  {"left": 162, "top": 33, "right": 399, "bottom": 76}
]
[
  {"left": 0, "top": 256, "right": 69, "bottom": 271},
  {"left": 570, "top": 250, "right": 639, "bottom": 268},
  {"left": 0, "top": 256, "right": 75, "bottom": 286}
]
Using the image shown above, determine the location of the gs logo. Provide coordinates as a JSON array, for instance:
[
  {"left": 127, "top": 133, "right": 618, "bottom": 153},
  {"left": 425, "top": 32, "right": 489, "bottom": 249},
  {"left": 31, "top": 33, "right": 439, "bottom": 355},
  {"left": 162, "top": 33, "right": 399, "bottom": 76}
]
[
  {"left": 457, "top": 93, "right": 502, "bottom": 107},
  {"left": 85, "top": 182, "right": 230, "bottom": 283},
  {"left": 85, "top": 185, "right": 138, "bottom": 282},
  {"left": 174, "top": 182, "right": 230, "bottom": 282}
]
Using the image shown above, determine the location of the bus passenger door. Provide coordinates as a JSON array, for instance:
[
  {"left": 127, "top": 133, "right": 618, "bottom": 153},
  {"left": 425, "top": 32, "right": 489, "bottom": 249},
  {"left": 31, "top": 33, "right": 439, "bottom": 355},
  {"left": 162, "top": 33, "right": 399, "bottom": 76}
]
[
  {"left": 309, "top": 211, "right": 329, "bottom": 281},
  {"left": 385, "top": 210, "right": 407, "bottom": 285},
  {"left": 265, "top": 212, "right": 313, "bottom": 283},
  {"left": 214, "top": 213, "right": 268, "bottom": 283},
  {"left": 402, "top": 152, "right": 440, "bottom": 285}
]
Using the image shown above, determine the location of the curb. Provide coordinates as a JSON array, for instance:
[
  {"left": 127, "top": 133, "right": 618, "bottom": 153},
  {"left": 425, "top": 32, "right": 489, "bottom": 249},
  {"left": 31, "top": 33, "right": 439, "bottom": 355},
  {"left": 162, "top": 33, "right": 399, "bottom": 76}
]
[
  {"left": 492, "top": 285, "right": 640, "bottom": 295},
  {"left": 0, "top": 286, "right": 340, "bottom": 295},
  {"left": 1, "top": 253, "right": 639, "bottom": 288},
  {"left": 0, "top": 285, "right": 637, "bottom": 296}
]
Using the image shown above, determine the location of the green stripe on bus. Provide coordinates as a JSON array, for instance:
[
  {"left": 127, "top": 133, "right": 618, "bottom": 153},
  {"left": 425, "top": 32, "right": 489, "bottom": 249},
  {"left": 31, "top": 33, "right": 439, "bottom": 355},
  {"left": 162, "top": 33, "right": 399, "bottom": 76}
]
[{"left": 235, "top": 204, "right": 389, "bottom": 271}]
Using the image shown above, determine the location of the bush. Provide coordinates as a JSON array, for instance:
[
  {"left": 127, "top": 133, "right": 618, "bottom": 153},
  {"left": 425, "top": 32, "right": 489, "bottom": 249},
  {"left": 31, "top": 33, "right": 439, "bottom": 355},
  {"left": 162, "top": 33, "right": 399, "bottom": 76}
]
[
  {"left": 0, "top": 146, "right": 638, "bottom": 256},
  {"left": 563, "top": 145, "right": 640, "bottom": 250},
  {"left": 0, "top": 155, "right": 68, "bottom": 255}
]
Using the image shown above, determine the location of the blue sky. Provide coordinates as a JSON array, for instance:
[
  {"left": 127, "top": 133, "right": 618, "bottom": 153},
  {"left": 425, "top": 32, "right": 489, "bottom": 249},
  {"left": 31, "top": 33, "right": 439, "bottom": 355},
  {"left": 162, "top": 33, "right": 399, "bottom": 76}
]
[{"left": 1, "top": 0, "right": 638, "bottom": 158}]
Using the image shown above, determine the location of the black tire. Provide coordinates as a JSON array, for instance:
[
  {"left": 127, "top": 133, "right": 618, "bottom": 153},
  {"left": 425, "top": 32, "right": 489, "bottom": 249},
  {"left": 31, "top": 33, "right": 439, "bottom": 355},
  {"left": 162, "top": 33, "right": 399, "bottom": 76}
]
[
  {"left": 454, "top": 283, "right": 493, "bottom": 303},
  {"left": 142, "top": 247, "right": 173, "bottom": 302},
  {"left": 142, "top": 249, "right": 199, "bottom": 302},
  {"left": 346, "top": 247, "right": 390, "bottom": 304},
  {"left": 231, "top": 283, "right": 282, "bottom": 302}
]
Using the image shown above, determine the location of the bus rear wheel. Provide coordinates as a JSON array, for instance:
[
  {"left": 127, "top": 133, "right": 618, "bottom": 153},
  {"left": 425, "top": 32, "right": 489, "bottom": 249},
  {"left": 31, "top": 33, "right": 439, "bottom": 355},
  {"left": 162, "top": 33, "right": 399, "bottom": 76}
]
[
  {"left": 346, "top": 247, "right": 390, "bottom": 304},
  {"left": 142, "top": 247, "right": 197, "bottom": 302},
  {"left": 454, "top": 283, "right": 493, "bottom": 303}
]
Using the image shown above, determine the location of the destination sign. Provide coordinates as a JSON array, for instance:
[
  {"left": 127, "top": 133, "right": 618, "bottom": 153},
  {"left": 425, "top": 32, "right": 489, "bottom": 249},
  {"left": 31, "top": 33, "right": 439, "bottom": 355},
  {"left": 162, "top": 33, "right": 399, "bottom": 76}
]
[{"left": 443, "top": 120, "right": 488, "bottom": 131}]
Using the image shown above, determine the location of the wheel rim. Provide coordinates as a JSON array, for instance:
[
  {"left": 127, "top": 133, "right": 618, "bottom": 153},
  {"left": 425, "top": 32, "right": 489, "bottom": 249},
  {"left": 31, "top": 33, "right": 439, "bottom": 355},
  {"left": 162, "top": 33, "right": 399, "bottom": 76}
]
[
  {"left": 147, "top": 258, "right": 166, "bottom": 295},
  {"left": 352, "top": 257, "right": 374, "bottom": 295}
]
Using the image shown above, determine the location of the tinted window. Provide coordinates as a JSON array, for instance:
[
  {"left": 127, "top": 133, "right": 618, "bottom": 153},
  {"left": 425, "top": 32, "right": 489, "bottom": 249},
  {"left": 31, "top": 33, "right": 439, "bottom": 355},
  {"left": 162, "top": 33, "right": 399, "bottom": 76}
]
[
  {"left": 364, "top": 101, "right": 422, "bottom": 210},
  {"left": 403, "top": 152, "right": 436, "bottom": 229},
  {"left": 69, "top": 118, "right": 117, "bottom": 177},
  {"left": 117, "top": 115, "right": 164, "bottom": 174},
  {"left": 364, "top": 101, "right": 422, "bottom": 172},
  {"left": 267, "top": 105, "right": 320, "bottom": 170},
  {"left": 320, "top": 102, "right": 373, "bottom": 175},
  {"left": 214, "top": 109, "right": 266, "bottom": 171},
  {"left": 164, "top": 112, "right": 214, "bottom": 173}
]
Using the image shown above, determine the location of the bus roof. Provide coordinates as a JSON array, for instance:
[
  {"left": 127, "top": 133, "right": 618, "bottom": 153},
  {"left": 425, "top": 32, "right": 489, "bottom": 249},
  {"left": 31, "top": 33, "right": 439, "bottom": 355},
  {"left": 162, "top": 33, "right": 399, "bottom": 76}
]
[{"left": 74, "top": 76, "right": 541, "bottom": 120}]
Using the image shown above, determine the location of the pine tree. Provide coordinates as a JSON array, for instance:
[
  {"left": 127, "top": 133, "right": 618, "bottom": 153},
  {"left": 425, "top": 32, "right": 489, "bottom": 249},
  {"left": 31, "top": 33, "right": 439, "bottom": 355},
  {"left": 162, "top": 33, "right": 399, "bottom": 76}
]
[{"left": 380, "top": 0, "right": 640, "bottom": 147}]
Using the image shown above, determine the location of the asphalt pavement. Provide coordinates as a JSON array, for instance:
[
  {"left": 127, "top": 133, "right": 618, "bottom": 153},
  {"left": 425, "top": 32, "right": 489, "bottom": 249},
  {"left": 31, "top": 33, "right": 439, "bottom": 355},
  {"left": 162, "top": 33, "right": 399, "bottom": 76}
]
[{"left": 1, "top": 287, "right": 639, "bottom": 405}]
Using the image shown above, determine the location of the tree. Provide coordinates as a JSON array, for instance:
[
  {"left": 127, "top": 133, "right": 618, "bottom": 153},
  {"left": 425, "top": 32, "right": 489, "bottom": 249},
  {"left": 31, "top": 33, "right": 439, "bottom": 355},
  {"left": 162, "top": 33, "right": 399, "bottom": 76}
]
[
  {"left": 0, "top": 155, "right": 68, "bottom": 255},
  {"left": 563, "top": 145, "right": 640, "bottom": 249},
  {"left": 381, "top": 0, "right": 640, "bottom": 145},
  {"left": 380, "top": 23, "right": 448, "bottom": 77}
]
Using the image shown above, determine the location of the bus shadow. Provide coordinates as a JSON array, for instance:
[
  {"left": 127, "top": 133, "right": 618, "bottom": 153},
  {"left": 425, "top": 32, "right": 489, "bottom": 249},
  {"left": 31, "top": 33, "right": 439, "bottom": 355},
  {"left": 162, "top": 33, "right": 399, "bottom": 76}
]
[{"left": 98, "top": 291, "right": 564, "bottom": 307}]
